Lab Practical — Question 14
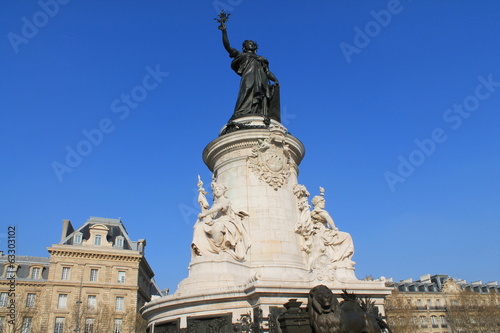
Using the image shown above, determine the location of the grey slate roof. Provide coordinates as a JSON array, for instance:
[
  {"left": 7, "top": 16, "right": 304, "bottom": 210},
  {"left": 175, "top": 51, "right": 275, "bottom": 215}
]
[{"left": 0, "top": 255, "right": 49, "bottom": 281}]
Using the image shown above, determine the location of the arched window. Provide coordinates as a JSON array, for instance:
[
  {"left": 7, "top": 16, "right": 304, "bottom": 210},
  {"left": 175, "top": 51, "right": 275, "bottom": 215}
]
[
  {"left": 440, "top": 315, "right": 447, "bottom": 328},
  {"left": 431, "top": 315, "right": 438, "bottom": 328}
]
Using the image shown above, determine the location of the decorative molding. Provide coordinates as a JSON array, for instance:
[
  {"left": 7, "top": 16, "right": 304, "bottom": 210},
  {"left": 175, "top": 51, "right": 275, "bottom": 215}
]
[
  {"left": 48, "top": 249, "right": 141, "bottom": 262},
  {"left": 203, "top": 128, "right": 305, "bottom": 173},
  {"left": 442, "top": 278, "right": 462, "bottom": 293}
]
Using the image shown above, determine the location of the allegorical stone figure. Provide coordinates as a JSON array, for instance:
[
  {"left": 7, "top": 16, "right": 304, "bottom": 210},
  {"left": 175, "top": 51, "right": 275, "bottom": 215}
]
[
  {"left": 191, "top": 176, "right": 250, "bottom": 261},
  {"left": 294, "top": 186, "right": 355, "bottom": 271},
  {"left": 310, "top": 192, "right": 355, "bottom": 267},
  {"left": 215, "top": 10, "right": 280, "bottom": 122}
]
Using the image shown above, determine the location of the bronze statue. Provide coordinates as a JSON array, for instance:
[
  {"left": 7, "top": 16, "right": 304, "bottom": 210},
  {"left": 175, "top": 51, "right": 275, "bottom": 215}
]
[
  {"left": 308, "top": 285, "right": 392, "bottom": 333},
  {"left": 215, "top": 10, "right": 281, "bottom": 123}
]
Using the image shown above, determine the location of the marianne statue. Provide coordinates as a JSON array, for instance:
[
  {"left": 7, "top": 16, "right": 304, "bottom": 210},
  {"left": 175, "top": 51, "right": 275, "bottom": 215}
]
[{"left": 215, "top": 11, "right": 281, "bottom": 123}]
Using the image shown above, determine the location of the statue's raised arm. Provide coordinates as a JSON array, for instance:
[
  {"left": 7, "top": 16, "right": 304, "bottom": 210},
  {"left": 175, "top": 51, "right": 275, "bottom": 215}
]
[
  {"left": 214, "top": 10, "right": 281, "bottom": 124},
  {"left": 215, "top": 10, "right": 237, "bottom": 56}
]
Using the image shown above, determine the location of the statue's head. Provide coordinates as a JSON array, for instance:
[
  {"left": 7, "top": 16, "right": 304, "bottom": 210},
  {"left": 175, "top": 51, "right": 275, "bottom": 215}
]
[
  {"left": 242, "top": 40, "right": 258, "bottom": 52},
  {"left": 211, "top": 181, "right": 228, "bottom": 197},
  {"left": 308, "top": 285, "right": 338, "bottom": 315},
  {"left": 311, "top": 195, "right": 325, "bottom": 208},
  {"left": 311, "top": 187, "right": 326, "bottom": 208}
]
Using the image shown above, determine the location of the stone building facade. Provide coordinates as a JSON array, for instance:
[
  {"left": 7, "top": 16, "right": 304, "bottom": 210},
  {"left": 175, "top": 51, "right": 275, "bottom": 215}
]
[
  {"left": 0, "top": 217, "right": 160, "bottom": 333},
  {"left": 385, "top": 274, "right": 500, "bottom": 333}
]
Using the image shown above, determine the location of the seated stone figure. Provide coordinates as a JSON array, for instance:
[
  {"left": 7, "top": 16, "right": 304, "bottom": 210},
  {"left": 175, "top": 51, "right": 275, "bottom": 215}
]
[
  {"left": 294, "top": 185, "right": 355, "bottom": 271},
  {"left": 191, "top": 180, "right": 250, "bottom": 262},
  {"left": 310, "top": 193, "right": 355, "bottom": 268}
]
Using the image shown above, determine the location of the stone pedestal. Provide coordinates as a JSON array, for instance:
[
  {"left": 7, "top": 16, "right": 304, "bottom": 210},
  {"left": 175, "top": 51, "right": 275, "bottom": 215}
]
[
  {"left": 141, "top": 117, "right": 392, "bottom": 332},
  {"left": 277, "top": 299, "right": 312, "bottom": 333}
]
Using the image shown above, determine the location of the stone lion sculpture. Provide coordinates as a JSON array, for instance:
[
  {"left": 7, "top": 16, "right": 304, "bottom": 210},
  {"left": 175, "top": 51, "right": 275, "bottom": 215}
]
[{"left": 308, "top": 285, "right": 391, "bottom": 333}]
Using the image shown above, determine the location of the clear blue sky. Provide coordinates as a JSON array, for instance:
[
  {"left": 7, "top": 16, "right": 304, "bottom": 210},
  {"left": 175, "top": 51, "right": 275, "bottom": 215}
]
[{"left": 1, "top": 0, "right": 499, "bottom": 290}]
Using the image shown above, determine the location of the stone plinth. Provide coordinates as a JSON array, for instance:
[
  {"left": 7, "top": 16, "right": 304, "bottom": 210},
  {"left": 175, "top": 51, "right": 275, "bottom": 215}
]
[{"left": 141, "top": 118, "right": 392, "bottom": 331}]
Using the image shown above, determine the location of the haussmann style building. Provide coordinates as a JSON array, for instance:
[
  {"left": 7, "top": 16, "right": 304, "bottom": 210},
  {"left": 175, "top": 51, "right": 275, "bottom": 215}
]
[
  {"left": 0, "top": 217, "right": 161, "bottom": 333},
  {"left": 385, "top": 274, "right": 500, "bottom": 333}
]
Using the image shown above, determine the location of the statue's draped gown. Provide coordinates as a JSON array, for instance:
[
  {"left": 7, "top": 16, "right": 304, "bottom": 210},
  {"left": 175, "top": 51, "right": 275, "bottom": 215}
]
[
  {"left": 229, "top": 50, "right": 272, "bottom": 118},
  {"left": 191, "top": 197, "right": 250, "bottom": 261},
  {"left": 311, "top": 209, "right": 355, "bottom": 263}
]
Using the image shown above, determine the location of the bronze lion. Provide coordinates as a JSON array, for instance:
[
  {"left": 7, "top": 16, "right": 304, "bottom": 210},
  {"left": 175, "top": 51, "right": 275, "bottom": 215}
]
[{"left": 308, "top": 285, "right": 391, "bottom": 333}]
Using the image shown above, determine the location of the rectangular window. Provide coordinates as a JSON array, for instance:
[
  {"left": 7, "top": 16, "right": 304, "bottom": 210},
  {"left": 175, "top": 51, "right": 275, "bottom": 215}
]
[
  {"left": 117, "top": 271, "right": 126, "bottom": 283},
  {"left": 115, "top": 237, "right": 124, "bottom": 247},
  {"left": 25, "top": 293, "right": 36, "bottom": 308},
  {"left": 90, "top": 269, "right": 98, "bottom": 282},
  {"left": 0, "top": 293, "right": 8, "bottom": 308},
  {"left": 87, "top": 295, "right": 97, "bottom": 310},
  {"left": 61, "top": 267, "right": 70, "bottom": 280},
  {"left": 94, "top": 234, "right": 101, "bottom": 246},
  {"left": 53, "top": 318, "right": 65, "bottom": 333},
  {"left": 113, "top": 319, "right": 123, "bottom": 333},
  {"left": 115, "top": 296, "right": 124, "bottom": 311},
  {"left": 0, "top": 316, "right": 5, "bottom": 333},
  {"left": 84, "top": 318, "right": 94, "bottom": 333},
  {"left": 21, "top": 317, "right": 32, "bottom": 333},
  {"left": 31, "top": 267, "right": 40, "bottom": 279},
  {"left": 57, "top": 294, "right": 68, "bottom": 309}
]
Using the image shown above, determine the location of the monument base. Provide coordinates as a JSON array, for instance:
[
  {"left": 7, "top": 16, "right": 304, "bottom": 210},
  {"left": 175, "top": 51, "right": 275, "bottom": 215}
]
[
  {"left": 143, "top": 276, "right": 391, "bottom": 331},
  {"left": 142, "top": 119, "right": 392, "bottom": 331}
]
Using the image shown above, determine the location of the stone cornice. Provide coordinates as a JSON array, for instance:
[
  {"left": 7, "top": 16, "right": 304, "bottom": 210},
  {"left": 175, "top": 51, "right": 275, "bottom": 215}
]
[
  {"left": 47, "top": 247, "right": 142, "bottom": 262},
  {"left": 203, "top": 128, "right": 305, "bottom": 172},
  {"left": 0, "top": 280, "right": 46, "bottom": 287}
]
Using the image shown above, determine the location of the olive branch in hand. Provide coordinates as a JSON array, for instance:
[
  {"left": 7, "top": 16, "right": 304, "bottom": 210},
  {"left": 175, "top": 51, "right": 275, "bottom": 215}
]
[{"left": 214, "top": 10, "right": 230, "bottom": 30}]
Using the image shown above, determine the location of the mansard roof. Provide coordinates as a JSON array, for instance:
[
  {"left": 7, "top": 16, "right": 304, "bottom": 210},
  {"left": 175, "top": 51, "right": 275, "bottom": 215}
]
[
  {"left": 0, "top": 254, "right": 49, "bottom": 281},
  {"left": 388, "top": 274, "right": 499, "bottom": 294},
  {"left": 60, "top": 216, "right": 144, "bottom": 252}
]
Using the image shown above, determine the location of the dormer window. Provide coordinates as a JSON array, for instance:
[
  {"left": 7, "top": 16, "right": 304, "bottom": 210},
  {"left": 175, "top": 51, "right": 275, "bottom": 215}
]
[
  {"left": 73, "top": 232, "right": 82, "bottom": 244},
  {"left": 3, "top": 263, "right": 19, "bottom": 278},
  {"left": 82, "top": 224, "right": 112, "bottom": 248},
  {"left": 6, "top": 266, "right": 16, "bottom": 278},
  {"left": 115, "top": 236, "right": 124, "bottom": 248},
  {"left": 31, "top": 267, "right": 41, "bottom": 279}
]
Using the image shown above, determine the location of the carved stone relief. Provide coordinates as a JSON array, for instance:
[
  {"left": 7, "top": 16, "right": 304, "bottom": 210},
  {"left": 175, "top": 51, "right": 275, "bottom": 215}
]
[
  {"left": 248, "top": 126, "right": 292, "bottom": 190},
  {"left": 442, "top": 278, "right": 462, "bottom": 293},
  {"left": 187, "top": 315, "right": 232, "bottom": 333}
]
